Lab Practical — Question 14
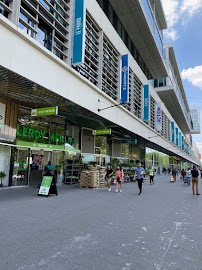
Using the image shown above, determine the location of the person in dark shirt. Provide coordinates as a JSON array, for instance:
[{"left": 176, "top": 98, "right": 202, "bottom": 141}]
[
  {"left": 191, "top": 166, "right": 200, "bottom": 195},
  {"left": 106, "top": 164, "right": 113, "bottom": 192},
  {"left": 172, "top": 167, "right": 177, "bottom": 182}
]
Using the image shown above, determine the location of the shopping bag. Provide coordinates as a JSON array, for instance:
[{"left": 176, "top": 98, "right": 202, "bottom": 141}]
[
  {"left": 112, "top": 178, "right": 116, "bottom": 185},
  {"left": 180, "top": 176, "right": 183, "bottom": 180},
  {"left": 170, "top": 176, "right": 174, "bottom": 182}
]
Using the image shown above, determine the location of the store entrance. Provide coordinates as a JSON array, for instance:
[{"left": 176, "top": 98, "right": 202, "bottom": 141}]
[
  {"left": 29, "top": 149, "right": 52, "bottom": 187},
  {"left": 12, "top": 148, "right": 29, "bottom": 186}
]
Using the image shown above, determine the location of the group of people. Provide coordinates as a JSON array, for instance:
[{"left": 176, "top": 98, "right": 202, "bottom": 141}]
[
  {"left": 106, "top": 163, "right": 153, "bottom": 195},
  {"left": 171, "top": 166, "right": 200, "bottom": 195}
]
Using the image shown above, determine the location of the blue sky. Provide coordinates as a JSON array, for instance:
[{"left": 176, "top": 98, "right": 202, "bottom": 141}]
[{"left": 161, "top": 0, "right": 202, "bottom": 150}]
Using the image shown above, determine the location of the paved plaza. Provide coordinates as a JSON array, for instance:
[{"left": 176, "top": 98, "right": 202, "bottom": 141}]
[{"left": 0, "top": 175, "right": 202, "bottom": 270}]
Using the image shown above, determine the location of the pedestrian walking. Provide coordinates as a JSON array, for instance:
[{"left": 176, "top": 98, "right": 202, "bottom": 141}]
[
  {"left": 172, "top": 167, "right": 177, "bottom": 182},
  {"left": 191, "top": 166, "right": 200, "bottom": 195},
  {"left": 134, "top": 163, "right": 145, "bottom": 195},
  {"left": 106, "top": 164, "right": 113, "bottom": 191},
  {"left": 148, "top": 166, "right": 154, "bottom": 184},
  {"left": 115, "top": 165, "right": 124, "bottom": 192},
  {"left": 185, "top": 168, "right": 191, "bottom": 185},
  {"left": 181, "top": 169, "right": 186, "bottom": 181}
]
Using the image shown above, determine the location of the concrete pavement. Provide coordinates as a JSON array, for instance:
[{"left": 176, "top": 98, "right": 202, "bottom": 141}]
[{"left": 0, "top": 175, "right": 202, "bottom": 270}]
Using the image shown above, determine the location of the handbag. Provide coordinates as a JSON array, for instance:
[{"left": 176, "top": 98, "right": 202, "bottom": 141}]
[
  {"left": 116, "top": 176, "right": 120, "bottom": 182},
  {"left": 113, "top": 178, "right": 116, "bottom": 184}
]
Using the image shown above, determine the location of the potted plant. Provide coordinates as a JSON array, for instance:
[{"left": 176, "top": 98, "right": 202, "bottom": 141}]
[{"left": 0, "top": 171, "right": 6, "bottom": 187}]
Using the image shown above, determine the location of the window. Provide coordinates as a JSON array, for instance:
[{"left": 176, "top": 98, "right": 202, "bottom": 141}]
[
  {"left": 96, "top": 0, "right": 153, "bottom": 80},
  {"left": 74, "top": 12, "right": 100, "bottom": 86},
  {"left": 37, "top": 19, "right": 52, "bottom": 51},
  {"left": 102, "top": 35, "right": 119, "bottom": 100},
  {"left": 19, "top": 0, "right": 70, "bottom": 61},
  {"left": 0, "top": 5, "right": 9, "bottom": 18}
]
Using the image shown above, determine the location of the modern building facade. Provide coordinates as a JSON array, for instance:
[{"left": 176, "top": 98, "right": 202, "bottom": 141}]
[
  {"left": 0, "top": 0, "right": 201, "bottom": 187},
  {"left": 190, "top": 108, "right": 200, "bottom": 134}
]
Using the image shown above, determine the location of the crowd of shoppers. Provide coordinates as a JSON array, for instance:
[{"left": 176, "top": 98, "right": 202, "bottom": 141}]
[{"left": 105, "top": 163, "right": 201, "bottom": 196}]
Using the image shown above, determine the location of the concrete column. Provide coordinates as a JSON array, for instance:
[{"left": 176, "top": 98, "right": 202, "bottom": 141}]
[
  {"left": 112, "top": 139, "right": 122, "bottom": 157},
  {"left": 9, "top": 0, "right": 21, "bottom": 26}
]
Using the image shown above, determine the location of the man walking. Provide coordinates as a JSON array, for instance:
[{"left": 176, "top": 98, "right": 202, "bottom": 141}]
[
  {"left": 172, "top": 167, "right": 177, "bottom": 182},
  {"left": 191, "top": 166, "right": 200, "bottom": 195},
  {"left": 134, "top": 163, "right": 145, "bottom": 195}
]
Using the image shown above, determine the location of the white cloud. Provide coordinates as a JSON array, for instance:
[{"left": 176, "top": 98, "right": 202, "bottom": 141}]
[
  {"left": 164, "top": 29, "right": 178, "bottom": 41},
  {"left": 181, "top": 66, "right": 202, "bottom": 89},
  {"left": 194, "top": 142, "right": 202, "bottom": 153},
  {"left": 181, "top": 0, "right": 202, "bottom": 16},
  {"left": 161, "top": 0, "right": 202, "bottom": 41}
]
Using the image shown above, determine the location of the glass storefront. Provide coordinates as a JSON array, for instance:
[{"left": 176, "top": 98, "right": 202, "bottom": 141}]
[
  {"left": 7, "top": 107, "right": 81, "bottom": 187},
  {"left": 146, "top": 147, "right": 169, "bottom": 174}
]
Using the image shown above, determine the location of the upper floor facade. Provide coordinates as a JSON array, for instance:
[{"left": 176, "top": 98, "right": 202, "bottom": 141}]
[
  {"left": 153, "top": 44, "right": 200, "bottom": 135},
  {"left": 0, "top": 0, "right": 200, "bottom": 165}
]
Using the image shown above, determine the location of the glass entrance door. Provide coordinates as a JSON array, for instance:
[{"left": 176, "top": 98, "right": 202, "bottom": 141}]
[
  {"left": 29, "top": 150, "right": 52, "bottom": 187},
  {"left": 12, "top": 148, "right": 29, "bottom": 186}
]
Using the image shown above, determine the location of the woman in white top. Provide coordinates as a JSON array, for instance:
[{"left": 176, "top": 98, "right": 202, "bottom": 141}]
[{"left": 185, "top": 168, "right": 191, "bottom": 186}]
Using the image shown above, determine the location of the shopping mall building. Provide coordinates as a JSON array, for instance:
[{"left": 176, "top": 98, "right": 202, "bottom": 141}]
[{"left": 0, "top": 0, "right": 201, "bottom": 187}]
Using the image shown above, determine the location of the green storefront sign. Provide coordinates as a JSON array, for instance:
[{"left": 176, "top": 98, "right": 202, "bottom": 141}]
[
  {"left": 16, "top": 141, "right": 80, "bottom": 153},
  {"left": 31, "top": 106, "right": 58, "bottom": 117},
  {"left": 17, "top": 125, "right": 65, "bottom": 144},
  {"left": 92, "top": 129, "right": 111, "bottom": 135},
  {"left": 38, "top": 176, "right": 53, "bottom": 195},
  {"left": 16, "top": 140, "right": 65, "bottom": 150}
]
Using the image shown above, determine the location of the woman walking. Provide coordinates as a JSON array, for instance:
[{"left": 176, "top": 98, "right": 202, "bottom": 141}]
[
  {"left": 106, "top": 164, "right": 113, "bottom": 191},
  {"left": 148, "top": 166, "right": 154, "bottom": 184},
  {"left": 115, "top": 165, "right": 124, "bottom": 192},
  {"left": 185, "top": 167, "right": 191, "bottom": 186}
]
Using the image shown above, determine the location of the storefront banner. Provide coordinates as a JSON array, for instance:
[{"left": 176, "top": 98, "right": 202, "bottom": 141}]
[
  {"left": 175, "top": 128, "right": 179, "bottom": 146},
  {"left": 17, "top": 140, "right": 64, "bottom": 150},
  {"left": 64, "top": 144, "right": 81, "bottom": 153},
  {"left": 184, "top": 139, "right": 186, "bottom": 152},
  {"left": 38, "top": 176, "right": 53, "bottom": 196},
  {"left": 122, "top": 139, "right": 137, "bottom": 144},
  {"left": 143, "top": 85, "right": 150, "bottom": 121},
  {"left": 92, "top": 129, "right": 111, "bottom": 135},
  {"left": 181, "top": 136, "right": 184, "bottom": 150},
  {"left": 121, "top": 54, "right": 129, "bottom": 103},
  {"left": 0, "top": 102, "right": 6, "bottom": 129},
  {"left": 179, "top": 132, "right": 182, "bottom": 149},
  {"left": 16, "top": 140, "right": 81, "bottom": 153},
  {"left": 171, "top": 122, "right": 175, "bottom": 143},
  {"left": 72, "top": 0, "right": 86, "bottom": 65},
  {"left": 156, "top": 102, "right": 162, "bottom": 131},
  {"left": 31, "top": 106, "right": 58, "bottom": 117}
]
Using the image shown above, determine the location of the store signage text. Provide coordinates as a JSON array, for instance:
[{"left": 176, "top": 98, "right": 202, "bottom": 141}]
[
  {"left": 92, "top": 129, "right": 111, "bottom": 135},
  {"left": 38, "top": 176, "right": 53, "bottom": 196},
  {"left": 156, "top": 102, "right": 162, "bottom": 132},
  {"left": 143, "top": 85, "right": 150, "bottom": 121},
  {"left": 72, "top": 0, "right": 86, "bottom": 65},
  {"left": 17, "top": 125, "right": 65, "bottom": 144},
  {"left": 31, "top": 106, "right": 58, "bottom": 117},
  {"left": 171, "top": 122, "right": 175, "bottom": 143},
  {"left": 121, "top": 54, "right": 129, "bottom": 103}
]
